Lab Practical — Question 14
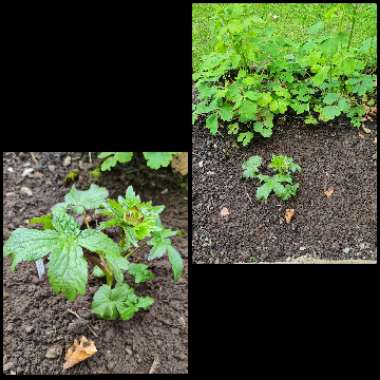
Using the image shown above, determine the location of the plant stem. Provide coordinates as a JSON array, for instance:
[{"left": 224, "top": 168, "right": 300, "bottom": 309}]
[
  {"left": 347, "top": 4, "right": 358, "bottom": 52},
  {"left": 84, "top": 251, "right": 114, "bottom": 286}
]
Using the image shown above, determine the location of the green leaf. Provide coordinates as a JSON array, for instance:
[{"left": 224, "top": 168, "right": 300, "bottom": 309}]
[
  {"left": 242, "top": 155, "right": 262, "bottom": 179},
  {"left": 319, "top": 105, "right": 341, "bottom": 121},
  {"left": 61, "top": 184, "right": 109, "bottom": 214},
  {"left": 78, "top": 229, "right": 124, "bottom": 283},
  {"left": 29, "top": 213, "right": 53, "bottom": 230},
  {"left": 323, "top": 93, "right": 339, "bottom": 105},
  {"left": 253, "top": 122, "right": 272, "bottom": 138},
  {"left": 245, "top": 91, "right": 260, "bottom": 101},
  {"left": 237, "top": 131, "right": 254, "bottom": 146},
  {"left": 127, "top": 263, "right": 155, "bottom": 284},
  {"left": 48, "top": 243, "right": 88, "bottom": 301},
  {"left": 205, "top": 113, "right": 219, "bottom": 135},
  {"left": 147, "top": 228, "right": 177, "bottom": 260},
  {"left": 93, "top": 265, "right": 105, "bottom": 278},
  {"left": 305, "top": 115, "right": 318, "bottom": 125},
  {"left": 338, "top": 98, "right": 349, "bottom": 112},
  {"left": 218, "top": 103, "right": 234, "bottom": 121},
  {"left": 256, "top": 183, "right": 272, "bottom": 201},
  {"left": 91, "top": 283, "right": 154, "bottom": 321},
  {"left": 308, "top": 21, "right": 324, "bottom": 34},
  {"left": 239, "top": 99, "right": 257, "bottom": 122},
  {"left": 312, "top": 65, "right": 330, "bottom": 86},
  {"left": 167, "top": 245, "right": 184, "bottom": 281},
  {"left": 98, "top": 152, "right": 116, "bottom": 159},
  {"left": 143, "top": 152, "right": 177, "bottom": 169},
  {"left": 4, "top": 228, "right": 59, "bottom": 270},
  {"left": 227, "top": 122, "right": 239, "bottom": 135},
  {"left": 257, "top": 92, "right": 272, "bottom": 107}
]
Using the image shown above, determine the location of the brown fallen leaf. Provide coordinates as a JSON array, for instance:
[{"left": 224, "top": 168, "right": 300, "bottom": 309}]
[
  {"left": 171, "top": 152, "right": 188, "bottom": 176},
  {"left": 63, "top": 336, "right": 97, "bottom": 370},
  {"left": 284, "top": 209, "right": 295, "bottom": 224},
  {"left": 220, "top": 207, "right": 230, "bottom": 217},
  {"left": 361, "top": 125, "right": 372, "bottom": 134},
  {"left": 324, "top": 187, "right": 334, "bottom": 198}
]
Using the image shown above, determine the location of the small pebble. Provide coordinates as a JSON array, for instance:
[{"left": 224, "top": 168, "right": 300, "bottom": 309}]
[
  {"left": 48, "top": 165, "right": 56, "bottom": 172},
  {"left": 21, "top": 168, "right": 34, "bottom": 177},
  {"left": 24, "top": 325, "right": 34, "bottom": 334},
  {"left": 20, "top": 186, "right": 33, "bottom": 196},
  {"left": 45, "top": 345, "right": 62, "bottom": 359},
  {"left": 343, "top": 247, "right": 351, "bottom": 254},
  {"left": 7, "top": 167, "right": 14, "bottom": 173},
  {"left": 161, "top": 188, "right": 168, "bottom": 194},
  {"left": 63, "top": 156, "right": 72, "bottom": 167},
  {"left": 198, "top": 161, "right": 203, "bottom": 168},
  {"left": 299, "top": 246, "right": 306, "bottom": 251},
  {"left": 125, "top": 347, "right": 133, "bottom": 356},
  {"left": 4, "top": 362, "right": 14, "bottom": 371}
]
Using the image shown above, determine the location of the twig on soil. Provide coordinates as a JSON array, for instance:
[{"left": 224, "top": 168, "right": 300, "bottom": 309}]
[
  {"left": 149, "top": 356, "right": 160, "bottom": 374},
  {"left": 88, "top": 152, "right": 92, "bottom": 164},
  {"left": 66, "top": 308, "right": 98, "bottom": 337},
  {"left": 244, "top": 185, "right": 252, "bottom": 204},
  {"left": 30, "top": 152, "right": 38, "bottom": 166}
]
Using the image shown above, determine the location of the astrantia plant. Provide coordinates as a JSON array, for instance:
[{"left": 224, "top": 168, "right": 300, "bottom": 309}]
[
  {"left": 193, "top": 4, "right": 376, "bottom": 145},
  {"left": 3, "top": 184, "right": 184, "bottom": 321},
  {"left": 242, "top": 154, "right": 302, "bottom": 201}
]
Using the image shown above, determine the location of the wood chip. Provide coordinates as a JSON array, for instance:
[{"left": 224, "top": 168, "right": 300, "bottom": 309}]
[
  {"left": 284, "top": 209, "right": 295, "bottom": 224},
  {"left": 220, "top": 207, "right": 230, "bottom": 217},
  {"left": 324, "top": 188, "right": 334, "bottom": 198}
]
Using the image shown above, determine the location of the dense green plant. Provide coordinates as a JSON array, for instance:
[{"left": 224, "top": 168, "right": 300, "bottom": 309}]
[
  {"left": 242, "top": 155, "right": 301, "bottom": 201},
  {"left": 3, "top": 185, "right": 184, "bottom": 320},
  {"left": 98, "top": 152, "right": 179, "bottom": 171},
  {"left": 192, "top": 4, "right": 377, "bottom": 146}
]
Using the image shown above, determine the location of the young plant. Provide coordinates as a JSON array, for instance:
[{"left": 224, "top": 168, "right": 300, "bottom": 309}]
[
  {"left": 242, "top": 154, "right": 302, "bottom": 201},
  {"left": 193, "top": 4, "right": 376, "bottom": 145},
  {"left": 98, "top": 152, "right": 179, "bottom": 171},
  {"left": 3, "top": 184, "right": 184, "bottom": 321}
]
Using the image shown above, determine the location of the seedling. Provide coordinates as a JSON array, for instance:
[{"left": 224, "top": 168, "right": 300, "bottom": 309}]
[
  {"left": 3, "top": 184, "right": 184, "bottom": 321},
  {"left": 242, "top": 154, "right": 301, "bottom": 201}
]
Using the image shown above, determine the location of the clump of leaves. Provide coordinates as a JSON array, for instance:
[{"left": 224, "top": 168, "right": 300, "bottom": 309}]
[
  {"left": 192, "top": 4, "right": 376, "bottom": 145},
  {"left": 242, "top": 154, "right": 301, "bottom": 201},
  {"left": 3, "top": 184, "right": 184, "bottom": 321},
  {"left": 98, "top": 152, "right": 180, "bottom": 171}
]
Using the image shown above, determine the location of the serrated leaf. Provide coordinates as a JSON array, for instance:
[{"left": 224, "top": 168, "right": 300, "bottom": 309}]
[
  {"left": 242, "top": 155, "right": 262, "bottom": 178},
  {"left": 93, "top": 265, "right": 105, "bottom": 278},
  {"left": 98, "top": 152, "right": 116, "bottom": 159},
  {"left": 323, "top": 93, "right": 339, "bottom": 105},
  {"left": 227, "top": 122, "right": 239, "bottom": 135},
  {"left": 167, "top": 245, "right": 184, "bottom": 281},
  {"left": 257, "top": 92, "right": 272, "bottom": 107},
  {"left": 218, "top": 103, "right": 234, "bottom": 121},
  {"left": 4, "top": 228, "right": 59, "bottom": 270},
  {"left": 127, "top": 263, "right": 155, "bottom": 284},
  {"left": 29, "top": 213, "right": 53, "bottom": 230},
  {"left": 205, "top": 113, "right": 219, "bottom": 135},
  {"left": 78, "top": 229, "right": 124, "bottom": 283},
  {"left": 143, "top": 152, "right": 177, "bottom": 169},
  {"left": 62, "top": 184, "right": 109, "bottom": 214},
  {"left": 253, "top": 122, "right": 272, "bottom": 138},
  {"left": 237, "top": 131, "right": 254, "bottom": 146},
  {"left": 48, "top": 243, "right": 88, "bottom": 301},
  {"left": 320, "top": 105, "right": 341, "bottom": 121},
  {"left": 256, "top": 183, "right": 272, "bottom": 201}
]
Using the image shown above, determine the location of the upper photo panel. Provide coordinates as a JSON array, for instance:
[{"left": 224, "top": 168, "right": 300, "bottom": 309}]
[{"left": 192, "top": 4, "right": 377, "bottom": 264}]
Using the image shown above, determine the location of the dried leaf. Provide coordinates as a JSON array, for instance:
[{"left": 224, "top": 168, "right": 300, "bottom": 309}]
[
  {"left": 284, "top": 209, "right": 295, "bottom": 224},
  {"left": 324, "top": 188, "right": 334, "bottom": 198},
  {"left": 361, "top": 125, "right": 372, "bottom": 134},
  {"left": 358, "top": 132, "right": 365, "bottom": 139},
  {"left": 63, "top": 336, "right": 97, "bottom": 370},
  {"left": 220, "top": 207, "right": 230, "bottom": 217},
  {"left": 171, "top": 152, "right": 188, "bottom": 176}
]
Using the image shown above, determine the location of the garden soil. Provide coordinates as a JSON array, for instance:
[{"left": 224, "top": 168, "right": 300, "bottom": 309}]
[
  {"left": 193, "top": 90, "right": 377, "bottom": 263},
  {"left": 3, "top": 152, "right": 188, "bottom": 374}
]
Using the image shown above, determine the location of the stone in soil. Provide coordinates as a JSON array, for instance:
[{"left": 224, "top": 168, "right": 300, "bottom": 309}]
[{"left": 46, "top": 345, "right": 62, "bottom": 359}]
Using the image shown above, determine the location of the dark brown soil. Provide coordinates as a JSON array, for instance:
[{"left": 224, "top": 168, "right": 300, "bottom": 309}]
[
  {"left": 192, "top": 110, "right": 377, "bottom": 263},
  {"left": 3, "top": 152, "right": 188, "bottom": 374}
]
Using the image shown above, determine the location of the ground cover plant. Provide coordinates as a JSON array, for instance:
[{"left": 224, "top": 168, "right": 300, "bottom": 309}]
[
  {"left": 192, "top": 3, "right": 377, "bottom": 146},
  {"left": 98, "top": 152, "right": 180, "bottom": 171},
  {"left": 4, "top": 184, "right": 183, "bottom": 321},
  {"left": 242, "top": 155, "right": 301, "bottom": 201}
]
